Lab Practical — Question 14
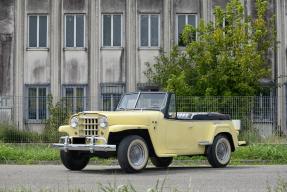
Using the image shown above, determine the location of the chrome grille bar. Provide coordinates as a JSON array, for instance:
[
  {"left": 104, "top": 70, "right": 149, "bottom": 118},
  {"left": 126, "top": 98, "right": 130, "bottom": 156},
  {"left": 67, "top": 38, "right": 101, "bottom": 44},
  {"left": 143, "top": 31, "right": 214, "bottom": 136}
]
[{"left": 79, "top": 117, "right": 99, "bottom": 136}]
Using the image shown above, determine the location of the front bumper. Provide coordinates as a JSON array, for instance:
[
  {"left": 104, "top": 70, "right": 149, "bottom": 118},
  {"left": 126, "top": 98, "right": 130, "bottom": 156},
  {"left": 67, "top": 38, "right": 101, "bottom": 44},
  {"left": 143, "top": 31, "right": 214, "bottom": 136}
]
[{"left": 53, "top": 136, "right": 116, "bottom": 153}]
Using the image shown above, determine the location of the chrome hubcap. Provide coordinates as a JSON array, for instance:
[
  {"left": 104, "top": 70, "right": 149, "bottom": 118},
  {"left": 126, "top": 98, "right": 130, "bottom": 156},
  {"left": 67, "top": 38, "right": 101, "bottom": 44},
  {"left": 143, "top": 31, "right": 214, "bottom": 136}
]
[
  {"left": 215, "top": 138, "right": 231, "bottom": 165},
  {"left": 128, "top": 140, "right": 148, "bottom": 170}
]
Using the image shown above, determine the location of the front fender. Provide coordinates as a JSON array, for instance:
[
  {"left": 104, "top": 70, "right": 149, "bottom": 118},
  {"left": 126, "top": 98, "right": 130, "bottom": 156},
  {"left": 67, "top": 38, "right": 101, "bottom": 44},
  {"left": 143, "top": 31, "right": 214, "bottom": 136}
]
[{"left": 58, "top": 125, "right": 76, "bottom": 136}]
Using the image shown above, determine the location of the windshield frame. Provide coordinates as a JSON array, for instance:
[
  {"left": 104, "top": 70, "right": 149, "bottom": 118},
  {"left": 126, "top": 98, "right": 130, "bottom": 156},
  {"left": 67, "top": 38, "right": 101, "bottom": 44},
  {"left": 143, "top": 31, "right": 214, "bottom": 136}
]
[{"left": 116, "top": 92, "right": 168, "bottom": 111}]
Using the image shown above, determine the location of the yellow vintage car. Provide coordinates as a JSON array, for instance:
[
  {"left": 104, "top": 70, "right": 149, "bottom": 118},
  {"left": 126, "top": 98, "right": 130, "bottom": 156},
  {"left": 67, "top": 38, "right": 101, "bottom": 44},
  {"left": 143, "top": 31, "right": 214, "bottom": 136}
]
[{"left": 53, "top": 92, "right": 245, "bottom": 173}]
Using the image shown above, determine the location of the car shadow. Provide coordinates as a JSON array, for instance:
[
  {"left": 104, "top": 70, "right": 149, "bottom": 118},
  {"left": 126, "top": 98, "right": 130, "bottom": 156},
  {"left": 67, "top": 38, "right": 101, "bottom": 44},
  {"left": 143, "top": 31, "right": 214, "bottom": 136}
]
[{"left": 80, "top": 165, "right": 254, "bottom": 176}]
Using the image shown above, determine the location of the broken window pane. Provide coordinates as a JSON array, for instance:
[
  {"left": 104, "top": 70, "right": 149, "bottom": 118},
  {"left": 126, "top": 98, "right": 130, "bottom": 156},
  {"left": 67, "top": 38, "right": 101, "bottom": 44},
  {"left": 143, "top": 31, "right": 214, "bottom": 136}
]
[
  {"left": 140, "top": 15, "right": 148, "bottom": 46},
  {"left": 103, "top": 15, "right": 111, "bottom": 46},
  {"left": 113, "top": 15, "right": 121, "bottom": 46},
  {"left": 76, "top": 15, "right": 84, "bottom": 47},
  {"left": 39, "top": 16, "right": 47, "bottom": 47},
  {"left": 29, "top": 16, "right": 37, "bottom": 47},
  {"left": 66, "top": 15, "right": 74, "bottom": 47},
  {"left": 150, "top": 15, "right": 159, "bottom": 47}
]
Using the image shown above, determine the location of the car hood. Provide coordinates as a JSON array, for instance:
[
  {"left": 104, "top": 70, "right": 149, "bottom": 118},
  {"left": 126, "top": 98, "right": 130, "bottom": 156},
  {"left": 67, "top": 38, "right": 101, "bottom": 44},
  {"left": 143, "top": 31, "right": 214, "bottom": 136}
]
[{"left": 78, "top": 110, "right": 163, "bottom": 126}]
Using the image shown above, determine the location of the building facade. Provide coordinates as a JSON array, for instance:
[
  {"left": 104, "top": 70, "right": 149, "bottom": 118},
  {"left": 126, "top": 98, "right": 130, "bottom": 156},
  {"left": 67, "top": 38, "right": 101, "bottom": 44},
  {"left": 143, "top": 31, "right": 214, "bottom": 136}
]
[{"left": 0, "top": 0, "right": 286, "bottom": 134}]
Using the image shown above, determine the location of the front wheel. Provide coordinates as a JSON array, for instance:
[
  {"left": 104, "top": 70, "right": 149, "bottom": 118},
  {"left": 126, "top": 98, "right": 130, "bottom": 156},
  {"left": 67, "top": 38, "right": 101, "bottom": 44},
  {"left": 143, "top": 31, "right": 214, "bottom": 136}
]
[
  {"left": 117, "top": 135, "right": 149, "bottom": 173},
  {"left": 206, "top": 134, "right": 231, "bottom": 168},
  {"left": 150, "top": 156, "right": 173, "bottom": 168},
  {"left": 60, "top": 150, "right": 90, "bottom": 171}
]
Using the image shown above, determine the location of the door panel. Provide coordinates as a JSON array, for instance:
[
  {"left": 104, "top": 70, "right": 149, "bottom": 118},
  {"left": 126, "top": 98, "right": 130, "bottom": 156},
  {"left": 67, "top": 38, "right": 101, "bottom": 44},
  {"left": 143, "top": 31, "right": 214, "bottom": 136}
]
[{"left": 161, "top": 119, "right": 209, "bottom": 155}]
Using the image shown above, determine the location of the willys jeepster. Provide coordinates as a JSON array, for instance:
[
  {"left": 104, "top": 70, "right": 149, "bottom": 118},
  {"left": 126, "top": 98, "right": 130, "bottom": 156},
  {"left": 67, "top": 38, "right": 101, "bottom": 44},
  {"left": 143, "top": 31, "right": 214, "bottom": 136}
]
[{"left": 53, "top": 92, "right": 245, "bottom": 173}]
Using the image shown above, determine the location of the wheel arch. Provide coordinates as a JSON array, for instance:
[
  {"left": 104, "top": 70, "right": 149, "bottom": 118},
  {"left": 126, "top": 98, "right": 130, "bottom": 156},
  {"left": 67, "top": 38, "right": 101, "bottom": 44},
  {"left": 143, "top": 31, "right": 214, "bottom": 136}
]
[
  {"left": 215, "top": 132, "right": 235, "bottom": 152},
  {"left": 108, "top": 129, "right": 156, "bottom": 157}
]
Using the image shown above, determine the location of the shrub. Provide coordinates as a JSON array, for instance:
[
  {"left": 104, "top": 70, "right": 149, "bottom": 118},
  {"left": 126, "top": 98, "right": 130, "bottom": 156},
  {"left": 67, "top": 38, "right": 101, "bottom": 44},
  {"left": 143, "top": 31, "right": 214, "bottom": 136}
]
[
  {"left": 44, "top": 95, "right": 70, "bottom": 142},
  {"left": 0, "top": 123, "right": 42, "bottom": 143}
]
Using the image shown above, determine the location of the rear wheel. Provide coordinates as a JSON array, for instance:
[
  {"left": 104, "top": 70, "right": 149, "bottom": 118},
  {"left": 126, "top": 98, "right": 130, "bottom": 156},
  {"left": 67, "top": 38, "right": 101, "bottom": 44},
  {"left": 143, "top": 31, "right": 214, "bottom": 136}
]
[
  {"left": 150, "top": 157, "right": 173, "bottom": 168},
  {"left": 206, "top": 134, "right": 231, "bottom": 168},
  {"left": 60, "top": 150, "right": 90, "bottom": 171},
  {"left": 117, "top": 135, "right": 149, "bottom": 173}
]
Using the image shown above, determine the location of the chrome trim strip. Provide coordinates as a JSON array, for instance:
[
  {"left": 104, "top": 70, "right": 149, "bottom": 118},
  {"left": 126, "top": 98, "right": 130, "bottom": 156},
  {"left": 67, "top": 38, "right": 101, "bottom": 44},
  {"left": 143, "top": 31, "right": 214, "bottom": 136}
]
[{"left": 198, "top": 141, "right": 212, "bottom": 145}]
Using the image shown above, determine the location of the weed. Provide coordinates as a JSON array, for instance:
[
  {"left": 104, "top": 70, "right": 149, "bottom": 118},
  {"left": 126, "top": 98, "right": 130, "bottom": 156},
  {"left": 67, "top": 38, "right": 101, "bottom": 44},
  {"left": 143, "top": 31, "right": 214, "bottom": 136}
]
[{"left": 267, "top": 177, "right": 287, "bottom": 192}]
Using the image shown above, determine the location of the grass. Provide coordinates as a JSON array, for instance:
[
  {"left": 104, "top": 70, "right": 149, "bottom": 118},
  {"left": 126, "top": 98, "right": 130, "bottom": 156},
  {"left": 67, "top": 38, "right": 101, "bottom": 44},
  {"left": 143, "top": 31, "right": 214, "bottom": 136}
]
[
  {"left": 0, "top": 143, "right": 287, "bottom": 165},
  {"left": 0, "top": 143, "right": 58, "bottom": 164},
  {"left": 231, "top": 144, "right": 287, "bottom": 164}
]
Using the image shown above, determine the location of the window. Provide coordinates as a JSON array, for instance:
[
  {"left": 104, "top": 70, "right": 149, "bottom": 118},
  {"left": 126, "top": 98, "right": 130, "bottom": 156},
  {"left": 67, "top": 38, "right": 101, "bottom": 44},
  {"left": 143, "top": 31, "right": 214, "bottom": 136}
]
[
  {"left": 137, "top": 83, "right": 159, "bottom": 92},
  {"left": 176, "top": 14, "right": 197, "bottom": 46},
  {"left": 101, "top": 83, "right": 125, "bottom": 111},
  {"left": 63, "top": 86, "right": 87, "bottom": 113},
  {"left": 102, "top": 14, "right": 122, "bottom": 47},
  {"left": 28, "top": 15, "right": 48, "bottom": 48},
  {"left": 140, "top": 14, "right": 160, "bottom": 47},
  {"left": 168, "top": 94, "right": 176, "bottom": 119},
  {"left": 27, "top": 87, "right": 48, "bottom": 120},
  {"left": 65, "top": 15, "right": 85, "bottom": 47}
]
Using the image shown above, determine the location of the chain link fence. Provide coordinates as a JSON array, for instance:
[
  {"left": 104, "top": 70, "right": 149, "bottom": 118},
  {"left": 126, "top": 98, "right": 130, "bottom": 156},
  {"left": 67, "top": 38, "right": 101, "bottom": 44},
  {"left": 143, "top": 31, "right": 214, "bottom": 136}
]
[{"left": 0, "top": 95, "right": 284, "bottom": 143}]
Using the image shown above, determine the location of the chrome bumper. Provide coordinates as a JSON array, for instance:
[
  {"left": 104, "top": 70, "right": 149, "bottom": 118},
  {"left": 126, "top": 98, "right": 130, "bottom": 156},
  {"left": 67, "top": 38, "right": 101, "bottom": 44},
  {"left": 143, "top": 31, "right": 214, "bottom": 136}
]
[{"left": 53, "top": 136, "right": 116, "bottom": 153}]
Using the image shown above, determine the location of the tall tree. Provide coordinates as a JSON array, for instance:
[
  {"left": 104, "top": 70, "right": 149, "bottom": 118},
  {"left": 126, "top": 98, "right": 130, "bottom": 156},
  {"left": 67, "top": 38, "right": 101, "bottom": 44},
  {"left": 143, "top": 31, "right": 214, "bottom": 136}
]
[{"left": 145, "top": 0, "right": 275, "bottom": 96}]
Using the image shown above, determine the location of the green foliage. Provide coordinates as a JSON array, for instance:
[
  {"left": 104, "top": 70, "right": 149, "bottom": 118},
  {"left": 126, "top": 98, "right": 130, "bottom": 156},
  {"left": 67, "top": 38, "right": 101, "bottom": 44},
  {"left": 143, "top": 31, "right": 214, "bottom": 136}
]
[
  {"left": 44, "top": 95, "right": 70, "bottom": 142},
  {"left": 0, "top": 123, "right": 43, "bottom": 143},
  {"left": 1, "top": 143, "right": 287, "bottom": 165},
  {"left": 0, "top": 143, "right": 59, "bottom": 164},
  {"left": 232, "top": 144, "right": 287, "bottom": 164},
  {"left": 145, "top": 0, "right": 275, "bottom": 96},
  {"left": 0, "top": 96, "right": 70, "bottom": 143}
]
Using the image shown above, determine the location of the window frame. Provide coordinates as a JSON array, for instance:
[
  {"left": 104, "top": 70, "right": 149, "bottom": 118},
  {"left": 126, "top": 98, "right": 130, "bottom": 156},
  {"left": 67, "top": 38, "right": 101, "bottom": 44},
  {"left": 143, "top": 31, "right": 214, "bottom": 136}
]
[
  {"left": 101, "top": 14, "right": 123, "bottom": 48},
  {"left": 27, "top": 15, "right": 48, "bottom": 48},
  {"left": 139, "top": 14, "right": 160, "bottom": 48},
  {"left": 100, "top": 83, "right": 125, "bottom": 111},
  {"left": 102, "top": 93, "right": 123, "bottom": 111},
  {"left": 62, "top": 85, "right": 87, "bottom": 113},
  {"left": 26, "top": 86, "right": 49, "bottom": 121},
  {"left": 176, "top": 14, "right": 197, "bottom": 46},
  {"left": 64, "top": 14, "right": 86, "bottom": 48}
]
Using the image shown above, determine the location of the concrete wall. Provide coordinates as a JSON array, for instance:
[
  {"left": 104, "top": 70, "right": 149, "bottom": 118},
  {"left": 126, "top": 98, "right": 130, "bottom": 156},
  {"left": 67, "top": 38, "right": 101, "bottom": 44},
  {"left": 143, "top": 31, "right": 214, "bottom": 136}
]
[
  {"left": 0, "top": 0, "right": 14, "bottom": 96},
  {"left": 63, "top": 51, "right": 88, "bottom": 84},
  {"left": 25, "top": 51, "right": 50, "bottom": 84},
  {"left": 0, "top": 0, "right": 14, "bottom": 122},
  {"left": 0, "top": 0, "right": 283, "bottom": 134}
]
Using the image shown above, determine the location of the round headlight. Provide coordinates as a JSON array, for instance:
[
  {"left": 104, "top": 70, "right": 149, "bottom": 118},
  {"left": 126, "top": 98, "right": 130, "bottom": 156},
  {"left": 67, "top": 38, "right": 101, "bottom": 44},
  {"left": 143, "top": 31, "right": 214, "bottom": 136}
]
[
  {"left": 99, "top": 117, "right": 108, "bottom": 128},
  {"left": 70, "top": 117, "right": 79, "bottom": 128}
]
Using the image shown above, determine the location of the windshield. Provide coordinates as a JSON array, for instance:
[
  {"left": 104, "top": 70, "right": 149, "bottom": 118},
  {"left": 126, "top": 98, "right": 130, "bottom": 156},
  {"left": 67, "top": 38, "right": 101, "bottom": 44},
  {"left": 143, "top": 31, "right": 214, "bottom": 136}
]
[{"left": 117, "top": 93, "right": 167, "bottom": 111}]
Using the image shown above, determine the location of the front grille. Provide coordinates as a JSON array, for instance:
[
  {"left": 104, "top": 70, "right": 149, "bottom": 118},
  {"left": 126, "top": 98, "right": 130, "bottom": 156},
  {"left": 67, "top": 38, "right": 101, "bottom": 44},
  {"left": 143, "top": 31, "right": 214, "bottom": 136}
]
[{"left": 79, "top": 117, "right": 99, "bottom": 136}]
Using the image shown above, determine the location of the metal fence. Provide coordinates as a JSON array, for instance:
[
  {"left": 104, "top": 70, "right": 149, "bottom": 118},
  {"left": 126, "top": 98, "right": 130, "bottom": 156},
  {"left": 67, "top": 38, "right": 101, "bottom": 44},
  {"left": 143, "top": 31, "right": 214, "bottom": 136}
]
[
  {"left": 0, "top": 95, "right": 283, "bottom": 143},
  {"left": 177, "top": 96, "right": 279, "bottom": 140}
]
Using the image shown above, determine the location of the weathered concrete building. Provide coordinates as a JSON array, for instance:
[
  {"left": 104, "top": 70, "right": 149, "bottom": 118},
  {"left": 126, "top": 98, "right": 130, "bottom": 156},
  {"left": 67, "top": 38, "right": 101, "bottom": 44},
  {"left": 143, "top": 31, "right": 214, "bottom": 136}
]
[{"left": 0, "top": 0, "right": 286, "bottom": 134}]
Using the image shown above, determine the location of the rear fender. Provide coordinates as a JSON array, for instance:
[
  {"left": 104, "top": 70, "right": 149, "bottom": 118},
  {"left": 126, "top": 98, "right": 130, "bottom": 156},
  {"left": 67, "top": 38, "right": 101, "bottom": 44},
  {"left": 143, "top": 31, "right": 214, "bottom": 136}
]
[{"left": 199, "top": 124, "right": 238, "bottom": 151}]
